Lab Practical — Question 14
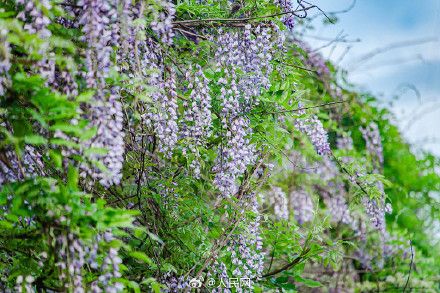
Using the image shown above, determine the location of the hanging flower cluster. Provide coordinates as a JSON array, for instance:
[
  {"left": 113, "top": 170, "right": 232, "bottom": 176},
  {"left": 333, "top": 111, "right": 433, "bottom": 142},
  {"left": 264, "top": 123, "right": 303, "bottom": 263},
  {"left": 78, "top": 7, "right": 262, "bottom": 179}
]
[
  {"left": 293, "top": 39, "right": 330, "bottom": 76},
  {"left": 315, "top": 157, "right": 356, "bottom": 227},
  {"left": 53, "top": 231, "right": 123, "bottom": 293},
  {"left": 146, "top": 67, "right": 179, "bottom": 157},
  {"left": 289, "top": 189, "right": 314, "bottom": 224},
  {"left": 76, "top": 0, "right": 126, "bottom": 187},
  {"left": 0, "top": 28, "right": 10, "bottom": 96},
  {"left": 321, "top": 183, "right": 354, "bottom": 225},
  {"left": 150, "top": 0, "right": 176, "bottom": 45},
  {"left": 275, "top": 0, "right": 295, "bottom": 30},
  {"left": 227, "top": 197, "right": 264, "bottom": 284},
  {"left": 295, "top": 110, "right": 331, "bottom": 156},
  {"left": 159, "top": 272, "right": 188, "bottom": 292},
  {"left": 209, "top": 261, "right": 230, "bottom": 292},
  {"left": 182, "top": 65, "right": 212, "bottom": 177},
  {"left": 268, "top": 186, "right": 289, "bottom": 220},
  {"left": 212, "top": 24, "right": 285, "bottom": 197},
  {"left": 17, "top": 0, "right": 51, "bottom": 39},
  {"left": 360, "top": 122, "right": 384, "bottom": 168},
  {"left": 359, "top": 122, "right": 392, "bottom": 235},
  {"left": 0, "top": 146, "right": 44, "bottom": 185}
]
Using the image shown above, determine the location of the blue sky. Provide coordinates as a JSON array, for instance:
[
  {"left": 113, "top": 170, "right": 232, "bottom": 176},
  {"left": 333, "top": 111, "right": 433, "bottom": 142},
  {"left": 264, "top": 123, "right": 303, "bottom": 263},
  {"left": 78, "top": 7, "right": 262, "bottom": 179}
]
[{"left": 306, "top": 0, "right": 440, "bottom": 155}]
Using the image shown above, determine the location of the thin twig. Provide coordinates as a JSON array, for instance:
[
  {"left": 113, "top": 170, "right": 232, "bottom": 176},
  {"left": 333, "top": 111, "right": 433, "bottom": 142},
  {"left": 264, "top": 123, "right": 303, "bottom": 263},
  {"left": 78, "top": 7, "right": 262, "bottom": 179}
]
[
  {"left": 277, "top": 60, "right": 317, "bottom": 73},
  {"left": 262, "top": 247, "right": 311, "bottom": 277},
  {"left": 175, "top": 28, "right": 208, "bottom": 40},
  {"left": 172, "top": 4, "right": 331, "bottom": 27},
  {"left": 350, "top": 37, "right": 438, "bottom": 70},
  {"left": 263, "top": 100, "right": 347, "bottom": 115},
  {"left": 403, "top": 240, "right": 414, "bottom": 293}
]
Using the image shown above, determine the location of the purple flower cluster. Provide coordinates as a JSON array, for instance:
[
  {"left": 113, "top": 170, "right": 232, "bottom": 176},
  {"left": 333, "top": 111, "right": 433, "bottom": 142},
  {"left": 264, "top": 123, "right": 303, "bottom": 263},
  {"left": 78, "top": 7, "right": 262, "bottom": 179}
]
[
  {"left": 182, "top": 65, "right": 212, "bottom": 177},
  {"left": 360, "top": 122, "right": 384, "bottom": 168},
  {"left": 98, "top": 244, "right": 123, "bottom": 292},
  {"left": 81, "top": 88, "right": 125, "bottom": 187},
  {"left": 360, "top": 122, "right": 392, "bottom": 236},
  {"left": 314, "top": 157, "right": 356, "bottom": 227},
  {"left": 159, "top": 272, "right": 188, "bottom": 292},
  {"left": 14, "top": 275, "right": 34, "bottom": 293},
  {"left": 354, "top": 248, "right": 373, "bottom": 270},
  {"left": 150, "top": 0, "right": 176, "bottom": 45},
  {"left": 38, "top": 52, "right": 55, "bottom": 85},
  {"left": 16, "top": 0, "right": 56, "bottom": 86},
  {"left": 0, "top": 29, "right": 11, "bottom": 96},
  {"left": 0, "top": 146, "right": 44, "bottom": 185},
  {"left": 275, "top": 0, "right": 295, "bottom": 30},
  {"left": 289, "top": 189, "right": 314, "bottom": 224},
  {"left": 322, "top": 184, "right": 353, "bottom": 225},
  {"left": 115, "top": 2, "right": 179, "bottom": 158},
  {"left": 337, "top": 134, "right": 354, "bottom": 164},
  {"left": 145, "top": 67, "right": 179, "bottom": 157},
  {"left": 268, "top": 186, "right": 289, "bottom": 220},
  {"left": 212, "top": 25, "right": 283, "bottom": 196},
  {"left": 214, "top": 25, "right": 281, "bottom": 107},
  {"left": 212, "top": 69, "right": 256, "bottom": 197},
  {"left": 17, "top": 0, "right": 52, "bottom": 39},
  {"left": 227, "top": 197, "right": 264, "bottom": 283},
  {"left": 54, "top": 231, "right": 123, "bottom": 292},
  {"left": 336, "top": 134, "right": 354, "bottom": 151},
  {"left": 295, "top": 112, "right": 331, "bottom": 156},
  {"left": 52, "top": 69, "right": 79, "bottom": 97},
  {"left": 78, "top": 0, "right": 117, "bottom": 88},
  {"left": 294, "top": 39, "right": 330, "bottom": 77},
  {"left": 75, "top": 1, "right": 126, "bottom": 186},
  {"left": 383, "top": 235, "right": 411, "bottom": 259},
  {"left": 362, "top": 195, "right": 392, "bottom": 235},
  {"left": 209, "top": 261, "right": 231, "bottom": 292}
]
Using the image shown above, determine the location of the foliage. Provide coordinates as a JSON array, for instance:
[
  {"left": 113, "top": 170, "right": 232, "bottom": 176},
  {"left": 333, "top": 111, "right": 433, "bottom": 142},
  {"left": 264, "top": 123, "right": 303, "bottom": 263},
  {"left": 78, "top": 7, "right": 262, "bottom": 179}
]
[{"left": 0, "top": 0, "right": 439, "bottom": 292}]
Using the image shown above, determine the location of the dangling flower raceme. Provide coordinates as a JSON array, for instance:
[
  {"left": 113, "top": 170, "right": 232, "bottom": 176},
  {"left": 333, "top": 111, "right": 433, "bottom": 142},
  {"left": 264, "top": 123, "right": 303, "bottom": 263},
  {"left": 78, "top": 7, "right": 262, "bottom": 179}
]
[
  {"left": 268, "top": 186, "right": 289, "bottom": 220},
  {"left": 360, "top": 122, "right": 384, "bottom": 168},
  {"left": 274, "top": 0, "right": 295, "bottom": 30},
  {"left": 181, "top": 65, "right": 212, "bottom": 177},
  {"left": 80, "top": 88, "right": 125, "bottom": 187},
  {"left": 289, "top": 188, "right": 314, "bottom": 224},
  {"left": 54, "top": 231, "right": 124, "bottom": 292},
  {"left": 77, "top": 0, "right": 117, "bottom": 88},
  {"left": 212, "top": 24, "right": 284, "bottom": 197},
  {"left": 76, "top": 0, "right": 126, "bottom": 187},
  {"left": 150, "top": 0, "right": 176, "bottom": 45},
  {"left": 159, "top": 272, "right": 188, "bottom": 292},
  {"left": 359, "top": 122, "right": 391, "bottom": 236},
  {"left": 0, "top": 146, "right": 44, "bottom": 186},
  {"left": 295, "top": 110, "right": 331, "bottom": 156},
  {"left": 144, "top": 66, "right": 179, "bottom": 157},
  {"left": 0, "top": 28, "right": 11, "bottom": 96},
  {"left": 293, "top": 38, "right": 330, "bottom": 77},
  {"left": 227, "top": 196, "right": 265, "bottom": 286},
  {"left": 16, "top": 0, "right": 52, "bottom": 39}
]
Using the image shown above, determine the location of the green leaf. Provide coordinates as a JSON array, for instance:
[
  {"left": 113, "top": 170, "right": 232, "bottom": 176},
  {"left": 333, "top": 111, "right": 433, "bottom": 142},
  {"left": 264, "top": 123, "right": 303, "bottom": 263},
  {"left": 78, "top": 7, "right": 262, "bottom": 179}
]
[
  {"left": 49, "top": 150, "right": 62, "bottom": 169},
  {"left": 24, "top": 135, "right": 47, "bottom": 145},
  {"left": 76, "top": 90, "right": 95, "bottom": 102},
  {"left": 294, "top": 276, "right": 322, "bottom": 288},
  {"left": 147, "top": 231, "right": 164, "bottom": 245},
  {"left": 49, "top": 123, "right": 83, "bottom": 135},
  {"left": 50, "top": 138, "right": 80, "bottom": 148},
  {"left": 129, "top": 251, "right": 154, "bottom": 265},
  {"left": 141, "top": 278, "right": 163, "bottom": 293},
  {"left": 67, "top": 166, "right": 79, "bottom": 191},
  {"left": 275, "top": 276, "right": 288, "bottom": 284}
]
